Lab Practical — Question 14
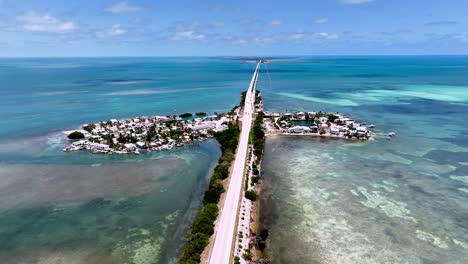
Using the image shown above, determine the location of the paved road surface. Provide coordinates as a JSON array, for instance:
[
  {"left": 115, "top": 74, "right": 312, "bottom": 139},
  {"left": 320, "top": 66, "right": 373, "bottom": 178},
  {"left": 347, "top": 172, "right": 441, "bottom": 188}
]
[{"left": 209, "top": 62, "right": 261, "bottom": 264}]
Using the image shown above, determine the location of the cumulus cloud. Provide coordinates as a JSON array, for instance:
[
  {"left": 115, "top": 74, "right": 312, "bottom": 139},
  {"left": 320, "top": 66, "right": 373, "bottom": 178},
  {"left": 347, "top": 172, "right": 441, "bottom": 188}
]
[
  {"left": 15, "top": 11, "right": 78, "bottom": 33},
  {"left": 96, "top": 24, "right": 128, "bottom": 38},
  {"left": 340, "top": 0, "right": 373, "bottom": 4},
  {"left": 106, "top": 1, "right": 143, "bottom": 14},
  {"left": 172, "top": 30, "right": 205, "bottom": 40},
  {"left": 314, "top": 18, "right": 329, "bottom": 24}
]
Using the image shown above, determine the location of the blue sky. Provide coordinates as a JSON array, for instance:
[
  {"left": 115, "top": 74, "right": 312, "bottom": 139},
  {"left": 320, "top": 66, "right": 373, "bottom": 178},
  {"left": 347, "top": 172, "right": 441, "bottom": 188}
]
[{"left": 0, "top": 0, "right": 467, "bottom": 56}]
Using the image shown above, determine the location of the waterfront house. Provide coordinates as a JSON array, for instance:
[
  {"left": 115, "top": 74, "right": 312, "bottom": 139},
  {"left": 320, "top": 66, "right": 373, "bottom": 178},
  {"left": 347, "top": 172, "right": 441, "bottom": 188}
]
[
  {"left": 318, "top": 117, "right": 328, "bottom": 124},
  {"left": 289, "top": 126, "right": 310, "bottom": 134},
  {"left": 136, "top": 142, "right": 147, "bottom": 149},
  {"left": 330, "top": 127, "right": 340, "bottom": 135},
  {"left": 296, "top": 112, "right": 305, "bottom": 119},
  {"left": 204, "top": 115, "right": 218, "bottom": 121},
  {"left": 310, "top": 125, "right": 319, "bottom": 133},
  {"left": 124, "top": 143, "right": 136, "bottom": 151}
]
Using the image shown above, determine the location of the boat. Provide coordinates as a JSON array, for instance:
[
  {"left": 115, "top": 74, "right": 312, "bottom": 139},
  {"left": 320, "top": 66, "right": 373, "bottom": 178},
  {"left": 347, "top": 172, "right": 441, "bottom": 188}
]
[{"left": 388, "top": 132, "right": 396, "bottom": 137}]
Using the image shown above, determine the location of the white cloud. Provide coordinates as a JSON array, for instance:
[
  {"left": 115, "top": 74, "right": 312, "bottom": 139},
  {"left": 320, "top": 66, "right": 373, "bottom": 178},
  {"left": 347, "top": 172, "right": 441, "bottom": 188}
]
[
  {"left": 453, "top": 34, "right": 468, "bottom": 42},
  {"left": 270, "top": 19, "right": 283, "bottom": 26},
  {"left": 314, "top": 18, "right": 329, "bottom": 24},
  {"left": 96, "top": 24, "right": 128, "bottom": 38},
  {"left": 340, "top": 0, "right": 373, "bottom": 4},
  {"left": 106, "top": 1, "right": 143, "bottom": 14},
  {"left": 16, "top": 11, "right": 78, "bottom": 33},
  {"left": 286, "top": 32, "right": 338, "bottom": 40},
  {"left": 288, "top": 33, "right": 307, "bottom": 40},
  {"left": 213, "top": 21, "right": 225, "bottom": 27},
  {"left": 317, "top": 32, "right": 338, "bottom": 39},
  {"left": 172, "top": 30, "right": 205, "bottom": 40}
]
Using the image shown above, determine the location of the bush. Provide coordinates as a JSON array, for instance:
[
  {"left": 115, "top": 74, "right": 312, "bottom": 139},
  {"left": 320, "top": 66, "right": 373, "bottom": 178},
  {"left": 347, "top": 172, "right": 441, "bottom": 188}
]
[
  {"left": 180, "top": 232, "right": 209, "bottom": 263},
  {"left": 68, "top": 131, "right": 85, "bottom": 139},
  {"left": 245, "top": 190, "right": 257, "bottom": 201},
  {"left": 203, "top": 180, "right": 225, "bottom": 204},
  {"left": 251, "top": 112, "right": 265, "bottom": 160},
  {"left": 179, "top": 113, "right": 193, "bottom": 118},
  {"left": 180, "top": 124, "right": 240, "bottom": 264},
  {"left": 179, "top": 204, "right": 218, "bottom": 264},
  {"left": 196, "top": 112, "right": 207, "bottom": 116},
  {"left": 214, "top": 164, "right": 230, "bottom": 180},
  {"left": 252, "top": 168, "right": 259, "bottom": 175},
  {"left": 82, "top": 124, "right": 95, "bottom": 132},
  {"left": 251, "top": 176, "right": 259, "bottom": 184}
]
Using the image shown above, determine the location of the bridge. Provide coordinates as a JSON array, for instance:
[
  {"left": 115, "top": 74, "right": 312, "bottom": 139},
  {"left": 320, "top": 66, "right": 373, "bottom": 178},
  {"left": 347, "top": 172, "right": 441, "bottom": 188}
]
[{"left": 209, "top": 61, "right": 261, "bottom": 264}]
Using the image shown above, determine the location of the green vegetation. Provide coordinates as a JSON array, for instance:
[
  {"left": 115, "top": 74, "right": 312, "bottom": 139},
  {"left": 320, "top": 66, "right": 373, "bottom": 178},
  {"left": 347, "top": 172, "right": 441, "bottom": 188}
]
[
  {"left": 251, "top": 176, "right": 260, "bottom": 184},
  {"left": 255, "top": 90, "right": 262, "bottom": 104},
  {"left": 327, "top": 114, "right": 339, "bottom": 123},
  {"left": 252, "top": 167, "right": 259, "bottom": 175},
  {"left": 242, "top": 252, "right": 252, "bottom": 260},
  {"left": 240, "top": 91, "right": 247, "bottom": 106},
  {"left": 179, "top": 113, "right": 193, "bottom": 118},
  {"left": 203, "top": 122, "right": 240, "bottom": 204},
  {"left": 195, "top": 112, "right": 207, "bottom": 116},
  {"left": 179, "top": 123, "right": 240, "bottom": 264},
  {"left": 145, "top": 125, "right": 157, "bottom": 143},
  {"left": 67, "top": 131, "right": 85, "bottom": 139},
  {"left": 234, "top": 256, "right": 241, "bottom": 264},
  {"left": 82, "top": 124, "right": 96, "bottom": 132},
  {"left": 179, "top": 204, "right": 218, "bottom": 264},
  {"left": 251, "top": 112, "right": 265, "bottom": 161},
  {"left": 245, "top": 190, "right": 257, "bottom": 201}
]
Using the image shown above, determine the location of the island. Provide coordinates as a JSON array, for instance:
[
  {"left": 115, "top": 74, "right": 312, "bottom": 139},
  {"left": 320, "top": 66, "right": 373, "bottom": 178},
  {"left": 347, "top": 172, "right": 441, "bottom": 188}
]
[
  {"left": 262, "top": 111, "right": 374, "bottom": 140},
  {"left": 62, "top": 114, "right": 231, "bottom": 154}
]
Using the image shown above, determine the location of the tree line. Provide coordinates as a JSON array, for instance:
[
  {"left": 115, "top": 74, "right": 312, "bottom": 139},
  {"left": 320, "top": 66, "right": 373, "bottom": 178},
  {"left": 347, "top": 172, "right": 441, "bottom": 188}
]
[{"left": 179, "top": 122, "right": 240, "bottom": 264}]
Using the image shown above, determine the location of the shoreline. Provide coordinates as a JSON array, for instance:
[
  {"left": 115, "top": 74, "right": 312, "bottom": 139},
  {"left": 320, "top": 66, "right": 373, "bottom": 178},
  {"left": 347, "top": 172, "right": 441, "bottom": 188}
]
[{"left": 266, "top": 132, "right": 375, "bottom": 141}]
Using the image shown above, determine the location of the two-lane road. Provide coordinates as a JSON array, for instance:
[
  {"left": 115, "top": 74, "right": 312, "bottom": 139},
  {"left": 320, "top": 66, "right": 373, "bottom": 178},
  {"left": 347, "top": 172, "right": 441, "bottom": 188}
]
[{"left": 209, "top": 62, "right": 261, "bottom": 264}]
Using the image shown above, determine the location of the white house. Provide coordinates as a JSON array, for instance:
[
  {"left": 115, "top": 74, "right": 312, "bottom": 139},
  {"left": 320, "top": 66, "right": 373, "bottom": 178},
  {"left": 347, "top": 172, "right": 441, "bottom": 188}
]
[
  {"left": 124, "top": 143, "right": 136, "bottom": 151},
  {"left": 288, "top": 126, "right": 311, "bottom": 133},
  {"left": 318, "top": 117, "right": 328, "bottom": 124}
]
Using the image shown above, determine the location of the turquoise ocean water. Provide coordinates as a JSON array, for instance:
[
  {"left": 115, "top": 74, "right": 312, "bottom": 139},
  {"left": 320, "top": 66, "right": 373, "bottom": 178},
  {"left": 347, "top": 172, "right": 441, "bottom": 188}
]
[
  {"left": 1, "top": 56, "right": 468, "bottom": 263},
  {"left": 0, "top": 57, "right": 252, "bottom": 263},
  {"left": 257, "top": 56, "right": 468, "bottom": 263}
]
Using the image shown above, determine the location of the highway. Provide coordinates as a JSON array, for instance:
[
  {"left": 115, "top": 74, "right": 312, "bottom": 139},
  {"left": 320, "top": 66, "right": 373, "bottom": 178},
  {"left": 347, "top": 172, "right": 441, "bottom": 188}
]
[{"left": 209, "top": 61, "right": 261, "bottom": 264}]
